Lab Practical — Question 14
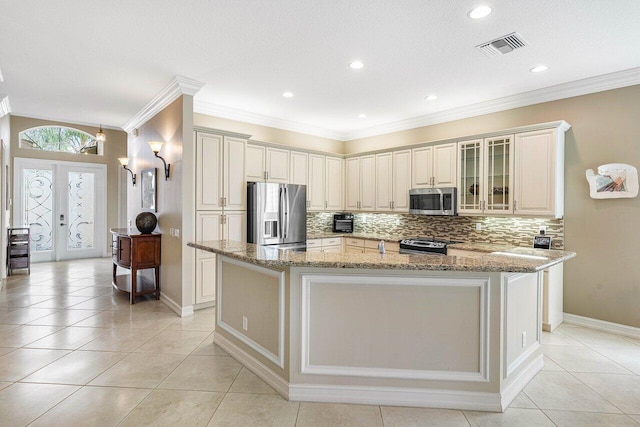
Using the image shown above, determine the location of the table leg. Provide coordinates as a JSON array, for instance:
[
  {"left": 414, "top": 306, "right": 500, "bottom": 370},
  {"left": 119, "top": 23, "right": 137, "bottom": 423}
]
[
  {"left": 131, "top": 268, "right": 137, "bottom": 304},
  {"left": 155, "top": 266, "right": 161, "bottom": 300}
]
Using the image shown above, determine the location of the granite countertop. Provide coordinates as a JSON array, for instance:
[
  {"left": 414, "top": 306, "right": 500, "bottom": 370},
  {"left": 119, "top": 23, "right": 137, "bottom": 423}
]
[
  {"left": 307, "top": 232, "right": 412, "bottom": 242},
  {"left": 188, "top": 240, "right": 575, "bottom": 273}
]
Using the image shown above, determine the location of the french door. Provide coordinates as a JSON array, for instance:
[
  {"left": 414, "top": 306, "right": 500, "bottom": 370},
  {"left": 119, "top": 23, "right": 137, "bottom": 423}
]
[{"left": 14, "top": 158, "right": 107, "bottom": 262}]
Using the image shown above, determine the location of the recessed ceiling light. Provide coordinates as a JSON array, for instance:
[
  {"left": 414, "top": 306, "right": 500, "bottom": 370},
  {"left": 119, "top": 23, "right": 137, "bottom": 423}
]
[
  {"left": 282, "top": 91, "right": 294, "bottom": 98},
  {"left": 349, "top": 61, "right": 364, "bottom": 70},
  {"left": 425, "top": 95, "right": 438, "bottom": 101},
  {"left": 468, "top": 5, "right": 492, "bottom": 19},
  {"left": 530, "top": 65, "right": 549, "bottom": 73},
  {"left": 358, "top": 113, "right": 367, "bottom": 119}
]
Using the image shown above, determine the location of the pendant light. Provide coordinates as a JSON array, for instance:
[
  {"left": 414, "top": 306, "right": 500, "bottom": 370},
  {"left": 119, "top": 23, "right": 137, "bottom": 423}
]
[{"left": 96, "top": 125, "right": 106, "bottom": 142}]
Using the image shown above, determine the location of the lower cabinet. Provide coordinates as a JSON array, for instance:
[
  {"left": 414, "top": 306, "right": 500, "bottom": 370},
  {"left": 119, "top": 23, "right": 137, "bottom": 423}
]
[{"left": 195, "top": 211, "right": 246, "bottom": 304}]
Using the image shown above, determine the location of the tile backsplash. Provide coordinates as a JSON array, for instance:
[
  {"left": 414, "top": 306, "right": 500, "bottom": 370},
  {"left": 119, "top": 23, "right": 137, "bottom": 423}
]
[{"left": 307, "top": 212, "right": 564, "bottom": 249}]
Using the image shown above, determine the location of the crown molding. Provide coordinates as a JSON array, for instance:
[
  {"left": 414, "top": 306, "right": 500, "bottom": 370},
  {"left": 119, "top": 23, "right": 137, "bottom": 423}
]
[
  {"left": 0, "top": 96, "right": 11, "bottom": 118},
  {"left": 123, "top": 75, "right": 205, "bottom": 134},
  {"left": 195, "top": 67, "right": 638, "bottom": 142},
  {"left": 343, "top": 67, "right": 640, "bottom": 140},
  {"left": 193, "top": 100, "right": 345, "bottom": 141}
]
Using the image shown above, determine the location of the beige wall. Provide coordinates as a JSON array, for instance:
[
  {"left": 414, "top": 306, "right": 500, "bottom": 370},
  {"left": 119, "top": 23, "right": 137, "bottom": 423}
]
[
  {"left": 9, "top": 115, "right": 127, "bottom": 255},
  {"left": 194, "top": 113, "right": 344, "bottom": 154},
  {"left": 128, "top": 96, "right": 196, "bottom": 310},
  {"left": 346, "top": 85, "right": 640, "bottom": 328}
]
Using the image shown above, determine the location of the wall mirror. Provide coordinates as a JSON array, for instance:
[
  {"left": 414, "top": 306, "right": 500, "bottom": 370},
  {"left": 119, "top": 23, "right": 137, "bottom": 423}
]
[{"left": 141, "top": 168, "right": 157, "bottom": 211}]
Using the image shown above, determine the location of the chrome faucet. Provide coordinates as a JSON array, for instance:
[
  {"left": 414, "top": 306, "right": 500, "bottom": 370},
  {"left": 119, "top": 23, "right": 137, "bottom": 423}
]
[{"left": 378, "top": 240, "right": 386, "bottom": 254}]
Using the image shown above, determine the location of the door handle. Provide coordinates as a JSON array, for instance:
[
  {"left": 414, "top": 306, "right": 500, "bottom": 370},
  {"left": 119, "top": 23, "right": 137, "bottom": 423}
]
[{"left": 60, "top": 223, "right": 66, "bottom": 226}]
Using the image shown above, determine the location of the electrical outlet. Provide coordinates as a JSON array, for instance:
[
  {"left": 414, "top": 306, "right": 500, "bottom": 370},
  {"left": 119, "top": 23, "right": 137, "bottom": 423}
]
[
  {"left": 522, "top": 331, "right": 527, "bottom": 348},
  {"left": 475, "top": 223, "right": 482, "bottom": 231},
  {"left": 539, "top": 225, "right": 547, "bottom": 234},
  {"left": 169, "top": 228, "right": 174, "bottom": 237},
  {"left": 128, "top": 219, "right": 132, "bottom": 227},
  {"left": 242, "top": 316, "right": 248, "bottom": 331},
  {"left": 174, "top": 228, "right": 180, "bottom": 238}
]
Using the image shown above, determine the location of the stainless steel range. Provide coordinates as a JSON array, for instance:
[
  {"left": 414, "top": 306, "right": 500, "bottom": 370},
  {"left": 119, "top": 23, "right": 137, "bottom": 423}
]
[{"left": 399, "top": 238, "right": 459, "bottom": 255}]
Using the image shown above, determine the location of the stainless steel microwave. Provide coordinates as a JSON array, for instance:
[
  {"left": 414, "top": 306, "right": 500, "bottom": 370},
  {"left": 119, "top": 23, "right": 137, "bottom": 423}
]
[{"left": 409, "top": 187, "right": 457, "bottom": 216}]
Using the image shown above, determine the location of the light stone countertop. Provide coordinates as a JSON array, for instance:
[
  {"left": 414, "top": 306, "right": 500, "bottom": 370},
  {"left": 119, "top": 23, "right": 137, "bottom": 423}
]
[{"left": 188, "top": 239, "right": 575, "bottom": 273}]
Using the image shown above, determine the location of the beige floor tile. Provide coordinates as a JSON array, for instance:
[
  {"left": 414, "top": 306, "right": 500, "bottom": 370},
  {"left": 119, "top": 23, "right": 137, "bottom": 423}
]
[
  {"left": 0, "top": 295, "right": 54, "bottom": 308},
  {"left": 80, "top": 327, "right": 160, "bottom": 352},
  {"left": 463, "top": 408, "right": 554, "bottom": 426},
  {"left": 29, "top": 385, "right": 151, "bottom": 426},
  {"left": 120, "top": 389, "right": 224, "bottom": 427},
  {"left": 160, "top": 355, "right": 242, "bottom": 392},
  {"left": 191, "top": 335, "right": 229, "bottom": 356},
  {"left": 0, "top": 308, "right": 59, "bottom": 325},
  {"left": 591, "top": 345, "right": 640, "bottom": 375},
  {"left": 207, "top": 393, "right": 299, "bottom": 427},
  {"left": 0, "top": 324, "right": 62, "bottom": 347},
  {"left": 26, "top": 309, "right": 101, "bottom": 326},
  {"left": 296, "top": 402, "right": 383, "bottom": 427},
  {"left": 381, "top": 406, "right": 469, "bottom": 426},
  {"left": 541, "top": 330, "right": 584, "bottom": 346},
  {"left": 0, "top": 324, "right": 19, "bottom": 335},
  {"left": 541, "top": 355, "right": 565, "bottom": 371},
  {"left": 509, "top": 392, "right": 537, "bottom": 409},
  {"left": 22, "top": 350, "right": 126, "bottom": 385},
  {"left": 574, "top": 372, "right": 640, "bottom": 414},
  {"left": 89, "top": 352, "right": 185, "bottom": 388},
  {"left": 544, "top": 410, "right": 639, "bottom": 426},
  {"left": 229, "top": 367, "right": 277, "bottom": 394},
  {"left": 166, "top": 313, "right": 216, "bottom": 331},
  {"left": 27, "top": 295, "right": 96, "bottom": 309},
  {"left": 631, "top": 414, "right": 640, "bottom": 423},
  {"left": 25, "top": 326, "right": 110, "bottom": 350},
  {"left": 0, "top": 348, "right": 70, "bottom": 381},
  {"left": 0, "top": 381, "right": 12, "bottom": 391},
  {"left": 542, "top": 344, "right": 632, "bottom": 374},
  {"left": 524, "top": 371, "right": 620, "bottom": 413},
  {"left": 0, "top": 347, "right": 15, "bottom": 357},
  {"left": 557, "top": 325, "right": 637, "bottom": 348},
  {"left": 134, "top": 329, "right": 210, "bottom": 354},
  {"left": 66, "top": 287, "right": 112, "bottom": 297},
  {"left": 0, "top": 383, "right": 79, "bottom": 426}
]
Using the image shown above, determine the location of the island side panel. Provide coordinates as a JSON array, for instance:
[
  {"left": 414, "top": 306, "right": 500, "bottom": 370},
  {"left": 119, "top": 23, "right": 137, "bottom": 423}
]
[{"left": 214, "top": 256, "right": 291, "bottom": 388}]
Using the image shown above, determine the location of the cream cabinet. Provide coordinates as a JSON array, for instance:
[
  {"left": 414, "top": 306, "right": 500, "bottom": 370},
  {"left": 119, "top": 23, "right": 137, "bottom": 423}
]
[
  {"left": 514, "top": 128, "right": 563, "bottom": 218},
  {"left": 458, "top": 136, "right": 513, "bottom": 215},
  {"left": 196, "top": 132, "right": 246, "bottom": 211},
  {"left": 195, "top": 211, "right": 246, "bottom": 304},
  {"left": 325, "top": 157, "right": 344, "bottom": 211},
  {"left": 412, "top": 143, "right": 456, "bottom": 189},
  {"left": 307, "top": 237, "right": 342, "bottom": 252},
  {"left": 289, "top": 151, "right": 308, "bottom": 186},
  {"left": 375, "top": 150, "right": 411, "bottom": 212},
  {"left": 345, "top": 155, "right": 376, "bottom": 211},
  {"left": 246, "top": 145, "right": 289, "bottom": 183},
  {"left": 308, "top": 154, "right": 326, "bottom": 211}
]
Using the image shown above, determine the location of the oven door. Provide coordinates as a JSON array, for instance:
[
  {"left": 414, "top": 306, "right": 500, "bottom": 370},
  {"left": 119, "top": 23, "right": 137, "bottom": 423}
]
[{"left": 333, "top": 220, "right": 353, "bottom": 233}]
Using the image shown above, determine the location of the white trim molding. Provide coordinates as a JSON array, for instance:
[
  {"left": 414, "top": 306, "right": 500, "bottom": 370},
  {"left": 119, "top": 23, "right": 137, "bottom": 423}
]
[
  {"left": 0, "top": 96, "right": 11, "bottom": 118},
  {"left": 123, "top": 75, "right": 205, "bottom": 134},
  {"left": 161, "top": 292, "right": 194, "bottom": 317},
  {"left": 500, "top": 354, "right": 544, "bottom": 411},
  {"left": 216, "top": 255, "right": 286, "bottom": 368},
  {"left": 289, "top": 383, "right": 503, "bottom": 412},
  {"left": 194, "top": 99, "right": 345, "bottom": 141},
  {"left": 563, "top": 313, "right": 640, "bottom": 340},
  {"left": 300, "top": 274, "right": 490, "bottom": 382}
]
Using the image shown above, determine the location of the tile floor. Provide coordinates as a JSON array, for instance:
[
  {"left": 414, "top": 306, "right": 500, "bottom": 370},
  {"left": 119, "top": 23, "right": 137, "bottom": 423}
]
[{"left": 0, "top": 258, "right": 639, "bottom": 426}]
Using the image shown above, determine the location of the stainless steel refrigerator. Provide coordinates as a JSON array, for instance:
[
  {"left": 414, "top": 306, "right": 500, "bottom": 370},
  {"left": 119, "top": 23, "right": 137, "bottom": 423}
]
[{"left": 247, "top": 182, "right": 306, "bottom": 249}]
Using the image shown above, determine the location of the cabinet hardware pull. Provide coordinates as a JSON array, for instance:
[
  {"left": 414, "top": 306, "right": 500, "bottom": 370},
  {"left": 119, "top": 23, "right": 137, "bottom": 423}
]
[
  {"left": 325, "top": 201, "right": 327, "bottom": 209},
  {"left": 223, "top": 197, "right": 227, "bottom": 207}
]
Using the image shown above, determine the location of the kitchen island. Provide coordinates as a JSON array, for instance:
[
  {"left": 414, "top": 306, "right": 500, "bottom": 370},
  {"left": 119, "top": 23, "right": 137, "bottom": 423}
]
[{"left": 188, "top": 240, "right": 575, "bottom": 412}]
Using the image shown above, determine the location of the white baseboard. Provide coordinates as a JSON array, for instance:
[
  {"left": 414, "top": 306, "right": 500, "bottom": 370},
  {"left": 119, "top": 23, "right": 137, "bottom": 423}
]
[
  {"left": 161, "top": 292, "right": 194, "bottom": 317},
  {"left": 194, "top": 300, "right": 215, "bottom": 311},
  {"left": 563, "top": 313, "right": 640, "bottom": 340},
  {"left": 501, "top": 354, "right": 543, "bottom": 411},
  {"left": 289, "top": 383, "right": 502, "bottom": 412},
  {"left": 213, "top": 332, "right": 289, "bottom": 398}
]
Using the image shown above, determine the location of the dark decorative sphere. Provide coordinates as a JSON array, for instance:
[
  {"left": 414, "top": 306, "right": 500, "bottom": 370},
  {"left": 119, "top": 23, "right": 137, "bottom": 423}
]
[{"left": 136, "top": 212, "right": 158, "bottom": 234}]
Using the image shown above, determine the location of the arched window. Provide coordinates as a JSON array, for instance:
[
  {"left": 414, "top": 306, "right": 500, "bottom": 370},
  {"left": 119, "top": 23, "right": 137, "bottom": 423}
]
[{"left": 19, "top": 126, "right": 103, "bottom": 155}]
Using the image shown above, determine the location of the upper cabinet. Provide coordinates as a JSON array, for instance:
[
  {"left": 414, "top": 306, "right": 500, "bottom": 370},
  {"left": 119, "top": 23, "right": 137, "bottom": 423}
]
[
  {"left": 246, "top": 144, "right": 289, "bottom": 183},
  {"left": 308, "top": 154, "right": 326, "bottom": 211},
  {"left": 289, "top": 151, "right": 308, "bottom": 186},
  {"left": 325, "top": 157, "right": 344, "bottom": 211},
  {"left": 457, "top": 136, "right": 514, "bottom": 215},
  {"left": 196, "top": 132, "right": 246, "bottom": 211},
  {"left": 345, "top": 155, "right": 376, "bottom": 211},
  {"left": 514, "top": 128, "right": 563, "bottom": 218},
  {"left": 411, "top": 143, "right": 456, "bottom": 188},
  {"left": 375, "top": 150, "right": 411, "bottom": 212}
]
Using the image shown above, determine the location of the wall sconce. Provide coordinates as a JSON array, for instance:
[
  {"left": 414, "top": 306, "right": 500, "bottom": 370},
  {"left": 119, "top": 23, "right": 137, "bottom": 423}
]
[
  {"left": 96, "top": 125, "right": 106, "bottom": 142},
  {"left": 118, "top": 157, "right": 136, "bottom": 186},
  {"left": 148, "top": 141, "right": 170, "bottom": 180}
]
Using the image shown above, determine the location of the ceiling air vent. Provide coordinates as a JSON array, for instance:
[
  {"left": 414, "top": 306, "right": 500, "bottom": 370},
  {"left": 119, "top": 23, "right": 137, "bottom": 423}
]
[{"left": 476, "top": 32, "right": 528, "bottom": 57}]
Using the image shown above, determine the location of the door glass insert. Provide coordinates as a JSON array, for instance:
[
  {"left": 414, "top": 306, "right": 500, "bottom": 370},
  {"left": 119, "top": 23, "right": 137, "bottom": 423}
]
[
  {"left": 459, "top": 141, "right": 482, "bottom": 211},
  {"left": 486, "top": 137, "right": 511, "bottom": 212},
  {"left": 67, "top": 171, "right": 95, "bottom": 249},
  {"left": 23, "top": 168, "right": 54, "bottom": 252}
]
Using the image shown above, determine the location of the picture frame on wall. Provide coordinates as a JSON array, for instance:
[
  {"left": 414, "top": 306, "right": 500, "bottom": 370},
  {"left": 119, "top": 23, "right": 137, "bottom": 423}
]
[{"left": 141, "top": 168, "right": 157, "bottom": 212}]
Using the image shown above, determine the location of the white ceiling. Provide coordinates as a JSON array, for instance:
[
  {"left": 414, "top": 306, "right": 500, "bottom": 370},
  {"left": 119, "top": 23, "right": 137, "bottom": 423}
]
[{"left": 1, "top": 0, "right": 639, "bottom": 140}]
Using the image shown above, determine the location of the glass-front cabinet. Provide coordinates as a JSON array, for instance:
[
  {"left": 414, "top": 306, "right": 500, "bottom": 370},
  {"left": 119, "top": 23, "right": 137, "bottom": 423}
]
[{"left": 458, "top": 135, "right": 513, "bottom": 214}]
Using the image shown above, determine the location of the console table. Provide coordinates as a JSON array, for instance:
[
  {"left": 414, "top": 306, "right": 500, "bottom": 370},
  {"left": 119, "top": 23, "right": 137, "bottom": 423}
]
[{"left": 111, "top": 228, "right": 161, "bottom": 304}]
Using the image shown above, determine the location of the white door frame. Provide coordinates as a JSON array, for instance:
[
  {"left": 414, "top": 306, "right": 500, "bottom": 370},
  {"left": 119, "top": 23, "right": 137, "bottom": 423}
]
[{"left": 13, "top": 157, "right": 108, "bottom": 262}]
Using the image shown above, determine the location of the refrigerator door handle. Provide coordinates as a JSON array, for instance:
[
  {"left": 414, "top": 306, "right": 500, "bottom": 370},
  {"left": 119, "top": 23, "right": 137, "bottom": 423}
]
[
  {"left": 284, "top": 186, "right": 290, "bottom": 239},
  {"left": 278, "top": 186, "right": 285, "bottom": 238}
]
